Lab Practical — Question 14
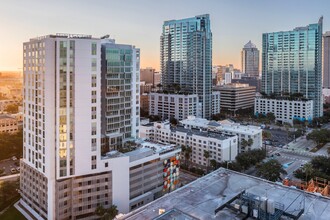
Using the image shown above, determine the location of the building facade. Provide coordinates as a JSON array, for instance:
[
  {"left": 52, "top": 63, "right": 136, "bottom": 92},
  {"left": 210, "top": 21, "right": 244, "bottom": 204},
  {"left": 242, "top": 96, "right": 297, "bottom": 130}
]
[
  {"left": 140, "top": 121, "right": 238, "bottom": 166},
  {"left": 323, "top": 32, "right": 330, "bottom": 89},
  {"left": 214, "top": 83, "right": 256, "bottom": 113},
  {"left": 212, "top": 91, "right": 221, "bottom": 115},
  {"left": 149, "top": 92, "right": 200, "bottom": 121},
  {"left": 101, "top": 39, "right": 140, "bottom": 151},
  {"left": 161, "top": 14, "right": 212, "bottom": 119},
  {"left": 19, "top": 34, "right": 145, "bottom": 220},
  {"left": 232, "top": 76, "right": 261, "bottom": 92},
  {"left": 241, "top": 41, "right": 259, "bottom": 77},
  {"left": 261, "top": 18, "right": 323, "bottom": 117},
  {"left": 0, "top": 114, "right": 18, "bottom": 133},
  {"left": 179, "top": 116, "right": 262, "bottom": 153},
  {"left": 254, "top": 97, "right": 313, "bottom": 124}
]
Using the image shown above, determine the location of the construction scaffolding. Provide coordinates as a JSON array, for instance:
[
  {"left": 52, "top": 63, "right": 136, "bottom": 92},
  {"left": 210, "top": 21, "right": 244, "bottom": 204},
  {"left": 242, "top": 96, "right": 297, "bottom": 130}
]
[{"left": 283, "top": 177, "right": 330, "bottom": 197}]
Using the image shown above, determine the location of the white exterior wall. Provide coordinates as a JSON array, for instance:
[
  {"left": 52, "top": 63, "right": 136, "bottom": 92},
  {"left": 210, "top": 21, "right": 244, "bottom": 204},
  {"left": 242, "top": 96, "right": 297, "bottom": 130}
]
[
  {"left": 21, "top": 35, "right": 131, "bottom": 219},
  {"left": 254, "top": 97, "right": 314, "bottom": 125},
  {"left": 179, "top": 116, "right": 262, "bottom": 153},
  {"left": 131, "top": 48, "right": 140, "bottom": 138},
  {"left": 139, "top": 122, "right": 238, "bottom": 164},
  {"left": 149, "top": 93, "right": 199, "bottom": 120}
]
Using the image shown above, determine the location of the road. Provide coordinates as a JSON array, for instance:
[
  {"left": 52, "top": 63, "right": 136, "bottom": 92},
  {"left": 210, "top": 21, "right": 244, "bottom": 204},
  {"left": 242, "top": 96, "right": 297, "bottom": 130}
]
[{"left": 0, "top": 158, "right": 20, "bottom": 176}]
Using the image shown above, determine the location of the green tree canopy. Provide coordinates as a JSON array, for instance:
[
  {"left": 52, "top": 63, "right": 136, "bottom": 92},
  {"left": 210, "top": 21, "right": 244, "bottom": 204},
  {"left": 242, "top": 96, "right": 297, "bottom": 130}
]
[
  {"left": 4, "top": 104, "right": 19, "bottom": 113},
  {"left": 256, "top": 159, "right": 287, "bottom": 182}
]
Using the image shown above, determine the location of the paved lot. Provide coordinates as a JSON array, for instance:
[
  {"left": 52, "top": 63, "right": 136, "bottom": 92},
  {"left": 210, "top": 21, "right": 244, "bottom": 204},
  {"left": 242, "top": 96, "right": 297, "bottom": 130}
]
[
  {"left": 0, "top": 158, "right": 20, "bottom": 176},
  {"left": 179, "top": 170, "right": 198, "bottom": 186}
]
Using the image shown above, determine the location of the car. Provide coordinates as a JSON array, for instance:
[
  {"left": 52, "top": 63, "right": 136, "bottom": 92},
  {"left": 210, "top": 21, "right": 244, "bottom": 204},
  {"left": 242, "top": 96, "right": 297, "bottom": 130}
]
[
  {"left": 16, "top": 167, "right": 20, "bottom": 172},
  {"left": 11, "top": 168, "right": 16, "bottom": 174},
  {"left": 12, "top": 156, "right": 17, "bottom": 161},
  {"left": 275, "top": 153, "right": 281, "bottom": 156}
]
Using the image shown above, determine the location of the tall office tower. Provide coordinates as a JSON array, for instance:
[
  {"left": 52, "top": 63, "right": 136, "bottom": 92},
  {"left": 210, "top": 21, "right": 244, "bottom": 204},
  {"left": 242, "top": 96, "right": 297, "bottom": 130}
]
[
  {"left": 20, "top": 34, "right": 131, "bottom": 219},
  {"left": 101, "top": 38, "right": 140, "bottom": 151},
  {"left": 160, "top": 14, "right": 212, "bottom": 119},
  {"left": 261, "top": 18, "right": 323, "bottom": 117},
  {"left": 323, "top": 32, "right": 330, "bottom": 89},
  {"left": 241, "top": 40, "right": 259, "bottom": 77}
]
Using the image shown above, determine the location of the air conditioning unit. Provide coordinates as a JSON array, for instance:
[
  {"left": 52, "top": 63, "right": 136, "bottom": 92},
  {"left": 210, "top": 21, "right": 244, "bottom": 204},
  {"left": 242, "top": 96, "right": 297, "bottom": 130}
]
[{"left": 242, "top": 205, "right": 248, "bottom": 214}]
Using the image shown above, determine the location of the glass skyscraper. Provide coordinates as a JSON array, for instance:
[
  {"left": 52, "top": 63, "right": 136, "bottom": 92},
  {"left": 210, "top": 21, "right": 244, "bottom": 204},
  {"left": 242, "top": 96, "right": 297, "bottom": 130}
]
[
  {"left": 261, "top": 17, "right": 323, "bottom": 117},
  {"left": 160, "top": 14, "right": 212, "bottom": 119}
]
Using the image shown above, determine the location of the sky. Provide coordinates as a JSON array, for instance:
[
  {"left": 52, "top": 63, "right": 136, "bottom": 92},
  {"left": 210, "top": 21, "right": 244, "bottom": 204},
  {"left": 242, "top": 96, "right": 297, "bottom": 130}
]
[{"left": 1, "top": 0, "right": 330, "bottom": 71}]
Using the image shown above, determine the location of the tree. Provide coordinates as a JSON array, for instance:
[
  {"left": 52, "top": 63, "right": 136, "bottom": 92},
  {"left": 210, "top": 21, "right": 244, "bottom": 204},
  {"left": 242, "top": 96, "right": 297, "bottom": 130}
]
[
  {"left": 240, "top": 139, "right": 248, "bottom": 151},
  {"left": 95, "top": 204, "right": 118, "bottom": 220},
  {"left": 266, "top": 112, "right": 275, "bottom": 123},
  {"left": 173, "top": 83, "right": 181, "bottom": 93},
  {"left": 210, "top": 159, "right": 217, "bottom": 170},
  {"left": 256, "top": 159, "right": 287, "bottom": 182},
  {"left": 4, "top": 104, "right": 19, "bottom": 114},
  {"left": 170, "top": 117, "right": 178, "bottom": 126},
  {"left": 247, "top": 138, "right": 253, "bottom": 147},
  {"left": 302, "top": 163, "right": 314, "bottom": 182},
  {"left": 184, "top": 147, "right": 192, "bottom": 168},
  {"left": 262, "top": 131, "right": 271, "bottom": 140},
  {"left": 203, "top": 150, "right": 210, "bottom": 172},
  {"left": 307, "top": 129, "right": 330, "bottom": 145}
]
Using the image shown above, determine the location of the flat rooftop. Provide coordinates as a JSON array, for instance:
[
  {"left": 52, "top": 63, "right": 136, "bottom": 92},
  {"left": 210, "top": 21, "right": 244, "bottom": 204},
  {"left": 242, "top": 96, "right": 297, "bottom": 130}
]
[
  {"left": 122, "top": 168, "right": 330, "bottom": 220},
  {"left": 172, "top": 126, "right": 233, "bottom": 141}
]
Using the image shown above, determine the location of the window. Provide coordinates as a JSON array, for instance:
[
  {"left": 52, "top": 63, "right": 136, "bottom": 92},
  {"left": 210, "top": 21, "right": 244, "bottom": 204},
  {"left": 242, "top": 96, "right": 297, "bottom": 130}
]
[{"left": 91, "top": 43, "right": 97, "bottom": 55}]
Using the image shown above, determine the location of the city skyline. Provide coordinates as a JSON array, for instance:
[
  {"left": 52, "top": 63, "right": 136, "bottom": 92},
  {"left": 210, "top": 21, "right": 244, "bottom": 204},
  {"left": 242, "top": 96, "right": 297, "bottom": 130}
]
[{"left": 1, "top": 0, "right": 330, "bottom": 71}]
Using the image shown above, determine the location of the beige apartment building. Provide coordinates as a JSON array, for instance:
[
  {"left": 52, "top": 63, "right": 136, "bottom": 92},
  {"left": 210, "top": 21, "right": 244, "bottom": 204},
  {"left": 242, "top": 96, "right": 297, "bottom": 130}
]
[{"left": 0, "top": 114, "right": 18, "bottom": 133}]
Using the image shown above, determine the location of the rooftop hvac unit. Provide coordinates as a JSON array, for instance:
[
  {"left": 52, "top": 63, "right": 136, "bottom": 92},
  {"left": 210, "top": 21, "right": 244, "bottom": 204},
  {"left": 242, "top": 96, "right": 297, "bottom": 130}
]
[
  {"left": 253, "top": 209, "right": 258, "bottom": 218},
  {"left": 267, "top": 199, "right": 275, "bottom": 214},
  {"left": 260, "top": 197, "right": 267, "bottom": 211},
  {"left": 242, "top": 205, "right": 248, "bottom": 214}
]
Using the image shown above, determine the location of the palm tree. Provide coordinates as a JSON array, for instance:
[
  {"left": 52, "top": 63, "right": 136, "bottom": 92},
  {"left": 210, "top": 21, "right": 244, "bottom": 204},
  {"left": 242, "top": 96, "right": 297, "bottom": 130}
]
[
  {"left": 303, "top": 163, "right": 314, "bottom": 182},
  {"left": 185, "top": 147, "right": 192, "bottom": 168},
  {"left": 241, "top": 139, "right": 248, "bottom": 151},
  {"left": 210, "top": 159, "right": 217, "bottom": 170},
  {"left": 203, "top": 150, "right": 210, "bottom": 173}
]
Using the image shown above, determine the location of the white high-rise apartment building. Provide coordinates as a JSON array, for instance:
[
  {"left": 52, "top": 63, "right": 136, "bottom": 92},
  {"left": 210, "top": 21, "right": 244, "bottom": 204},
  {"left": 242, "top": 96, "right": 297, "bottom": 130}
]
[{"left": 19, "top": 34, "right": 141, "bottom": 219}]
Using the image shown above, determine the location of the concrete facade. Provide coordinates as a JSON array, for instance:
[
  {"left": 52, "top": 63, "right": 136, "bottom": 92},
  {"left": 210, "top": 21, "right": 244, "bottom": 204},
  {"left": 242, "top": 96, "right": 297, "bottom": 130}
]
[{"left": 254, "top": 97, "right": 314, "bottom": 125}]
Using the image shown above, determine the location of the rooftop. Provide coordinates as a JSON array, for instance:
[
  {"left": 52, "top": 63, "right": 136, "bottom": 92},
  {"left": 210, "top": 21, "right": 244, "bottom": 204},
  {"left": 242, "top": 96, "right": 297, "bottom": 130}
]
[
  {"left": 243, "top": 40, "right": 257, "bottom": 49},
  {"left": 122, "top": 168, "right": 330, "bottom": 220},
  {"left": 180, "top": 116, "right": 261, "bottom": 135},
  {"left": 0, "top": 114, "right": 15, "bottom": 120},
  {"left": 172, "top": 126, "right": 233, "bottom": 141}
]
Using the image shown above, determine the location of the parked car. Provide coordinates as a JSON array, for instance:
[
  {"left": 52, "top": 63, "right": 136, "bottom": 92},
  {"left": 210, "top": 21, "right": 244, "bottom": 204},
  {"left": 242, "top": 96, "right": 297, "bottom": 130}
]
[
  {"left": 11, "top": 168, "right": 16, "bottom": 174},
  {"left": 16, "top": 167, "right": 20, "bottom": 172},
  {"left": 12, "top": 156, "right": 17, "bottom": 161},
  {"left": 275, "top": 153, "right": 281, "bottom": 156}
]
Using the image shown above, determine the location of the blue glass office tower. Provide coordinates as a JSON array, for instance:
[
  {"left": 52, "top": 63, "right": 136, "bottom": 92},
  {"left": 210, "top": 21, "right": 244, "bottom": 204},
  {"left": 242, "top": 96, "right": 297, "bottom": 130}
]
[
  {"left": 261, "top": 17, "right": 323, "bottom": 117},
  {"left": 161, "top": 14, "right": 212, "bottom": 119}
]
